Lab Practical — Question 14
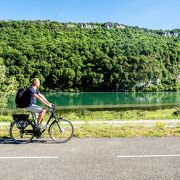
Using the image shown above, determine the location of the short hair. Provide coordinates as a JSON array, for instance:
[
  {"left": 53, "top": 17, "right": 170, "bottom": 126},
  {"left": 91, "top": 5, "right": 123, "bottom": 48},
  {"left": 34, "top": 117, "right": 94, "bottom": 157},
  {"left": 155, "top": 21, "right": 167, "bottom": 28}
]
[{"left": 31, "top": 78, "right": 40, "bottom": 85}]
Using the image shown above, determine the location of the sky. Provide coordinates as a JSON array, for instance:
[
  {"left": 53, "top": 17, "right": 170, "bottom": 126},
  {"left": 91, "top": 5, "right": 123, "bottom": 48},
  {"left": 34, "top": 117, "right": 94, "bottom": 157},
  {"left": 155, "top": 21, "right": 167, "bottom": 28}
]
[{"left": 0, "top": 0, "right": 179, "bottom": 30}]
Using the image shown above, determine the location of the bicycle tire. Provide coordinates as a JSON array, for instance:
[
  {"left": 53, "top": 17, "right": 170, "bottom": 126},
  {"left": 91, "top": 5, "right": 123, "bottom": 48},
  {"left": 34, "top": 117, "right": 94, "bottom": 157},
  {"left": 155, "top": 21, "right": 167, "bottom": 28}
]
[
  {"left": 10, "top": 119, "right": 35, "bottom": 144},
  {"left": 49, "top": 118, "right": 74, "bottom": 143}
]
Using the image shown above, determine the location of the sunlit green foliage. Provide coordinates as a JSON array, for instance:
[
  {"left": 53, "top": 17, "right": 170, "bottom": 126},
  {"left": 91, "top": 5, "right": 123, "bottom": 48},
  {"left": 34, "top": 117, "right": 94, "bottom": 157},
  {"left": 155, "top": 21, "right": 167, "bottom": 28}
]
[
  {"left": 0, "top": 59, "right": 18, "bottom": 108},
  {"left": 0, "top": 20, "right": 179, "bottom": 92}
]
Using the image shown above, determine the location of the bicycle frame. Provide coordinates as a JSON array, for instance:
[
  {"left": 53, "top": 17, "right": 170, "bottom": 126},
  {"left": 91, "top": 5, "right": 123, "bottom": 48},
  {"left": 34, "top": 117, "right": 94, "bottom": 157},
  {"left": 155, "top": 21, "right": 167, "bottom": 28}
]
[
  {"left": 30, "top": 107, "right": 59, "bottom": 129},
  {"left": 44, "top": 108, "right": 59, "bottom": 127},
  {"left": 11, "top": 105, "right": 74, "bottom": 143}
]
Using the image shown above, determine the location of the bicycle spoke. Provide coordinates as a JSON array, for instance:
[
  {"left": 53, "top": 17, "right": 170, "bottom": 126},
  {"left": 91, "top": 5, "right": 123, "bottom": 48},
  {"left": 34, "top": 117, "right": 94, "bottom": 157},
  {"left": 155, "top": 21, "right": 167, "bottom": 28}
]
[
  {"left": 10, "top": 120, "right": 34, "bottom": 144},
  {"left": 49, "top": 119, "right": 74, "bottom": 143}
]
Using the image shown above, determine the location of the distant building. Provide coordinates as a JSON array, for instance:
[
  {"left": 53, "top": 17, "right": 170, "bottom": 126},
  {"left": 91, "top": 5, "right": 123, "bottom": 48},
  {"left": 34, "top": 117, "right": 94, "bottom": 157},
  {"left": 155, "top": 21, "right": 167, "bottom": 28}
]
[
  {"left": 80, "top": 23, "right": 98, "bottom": 29},
  {"left": 104, "top": 22, "right": 126, "bottom": 29},
  {"left": 150, "top": 78, "right": 161, "bottom": 85},
  {"left": 136, "top": 78, "right": 161, "bottom": 87},
  {"left": 67, "top": 24, "right": 77, "bottom": 28}
]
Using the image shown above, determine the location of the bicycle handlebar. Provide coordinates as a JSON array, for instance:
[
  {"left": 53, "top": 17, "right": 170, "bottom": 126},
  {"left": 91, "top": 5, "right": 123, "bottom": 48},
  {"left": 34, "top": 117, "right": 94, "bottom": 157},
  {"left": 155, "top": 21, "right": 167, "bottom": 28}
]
[{"left": 49, "top": 103, "right": 55, "bottom": 111}]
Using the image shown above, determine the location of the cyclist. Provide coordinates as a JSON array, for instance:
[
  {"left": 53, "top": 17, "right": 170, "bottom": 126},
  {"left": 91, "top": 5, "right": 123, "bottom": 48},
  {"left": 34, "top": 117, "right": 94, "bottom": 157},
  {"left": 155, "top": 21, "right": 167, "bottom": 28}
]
[{"left": 25, "top": 78, "right": 52, "bottom": 129}]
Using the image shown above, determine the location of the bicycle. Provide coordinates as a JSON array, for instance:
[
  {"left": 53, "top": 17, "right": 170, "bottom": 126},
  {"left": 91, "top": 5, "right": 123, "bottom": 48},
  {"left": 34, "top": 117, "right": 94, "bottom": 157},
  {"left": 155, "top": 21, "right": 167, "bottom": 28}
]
[{"left": 10, "top": 105, "right": 74, "bottom": 144}]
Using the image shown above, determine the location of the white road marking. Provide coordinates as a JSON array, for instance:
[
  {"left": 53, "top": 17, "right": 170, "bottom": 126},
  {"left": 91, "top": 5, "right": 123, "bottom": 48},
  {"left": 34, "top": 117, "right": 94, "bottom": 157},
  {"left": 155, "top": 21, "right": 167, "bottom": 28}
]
[
  {"left": 117, "top": 155, "right": 180, "bottom": 158},
  {"left": 0, "top": 156, "right": 58, "bottom": 159}
]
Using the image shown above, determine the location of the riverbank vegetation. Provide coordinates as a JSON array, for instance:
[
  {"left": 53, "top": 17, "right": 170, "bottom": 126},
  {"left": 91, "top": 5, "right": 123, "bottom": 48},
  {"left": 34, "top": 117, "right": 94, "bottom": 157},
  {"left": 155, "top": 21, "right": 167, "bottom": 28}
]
[
  {"left": 74, "top": 123, "right": 180, "bottom": 138},
  {"left": 0, "top": 59, "right": 17, "bottom": 108},
  {"left": 0, "top": 20, "right": 179, "bottom": 92},
  {"left": 1, "top": 122, "right": 180, "bottom": 139},
  {"left": 61, "top": 108, "right": 180, "bottom": 121},
  {"left": 0, "top": 108, "right": 179, "bottom": 122}
]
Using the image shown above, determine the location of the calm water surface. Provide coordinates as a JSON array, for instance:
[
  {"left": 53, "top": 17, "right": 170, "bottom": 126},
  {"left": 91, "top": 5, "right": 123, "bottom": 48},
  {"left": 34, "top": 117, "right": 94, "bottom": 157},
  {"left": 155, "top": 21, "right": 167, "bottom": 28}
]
[{"left": 7, "top": 92, "right": 180, "bottom": 108}]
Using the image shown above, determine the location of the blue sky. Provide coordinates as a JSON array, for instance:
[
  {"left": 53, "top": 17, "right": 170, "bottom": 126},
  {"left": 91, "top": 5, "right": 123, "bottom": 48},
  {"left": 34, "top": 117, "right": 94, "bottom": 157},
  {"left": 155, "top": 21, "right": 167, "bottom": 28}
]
[{"left": 0, "top": 0, "right": 179, "bottom": 30}]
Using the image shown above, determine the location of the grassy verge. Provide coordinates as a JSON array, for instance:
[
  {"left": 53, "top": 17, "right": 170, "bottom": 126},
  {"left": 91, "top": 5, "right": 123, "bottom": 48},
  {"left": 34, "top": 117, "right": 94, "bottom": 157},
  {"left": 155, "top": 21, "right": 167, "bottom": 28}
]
[
  {"left": 62, "top": 108, "right": 180, "bottom": 121},
  {"left": 1, "top": 123, "right": 180, "bottom": 139},
  {"left": 74, "top": 123, "right": 180, "bottom": 138},
  {"left": 0, "top": 126, "right": 9, "bottom": 139},
  {"left": 1, "top": 108, "right": 179, "bottom": 122},
  {"left": 1, "top": 107, "right": 179, "bottom": 139}
]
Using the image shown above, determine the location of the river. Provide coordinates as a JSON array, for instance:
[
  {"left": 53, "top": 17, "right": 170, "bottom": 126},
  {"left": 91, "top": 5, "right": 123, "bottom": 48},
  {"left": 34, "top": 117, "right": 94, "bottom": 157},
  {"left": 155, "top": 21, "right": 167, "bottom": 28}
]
[{"left": 7, "top": 92, "right": 180, "bottom": 109}]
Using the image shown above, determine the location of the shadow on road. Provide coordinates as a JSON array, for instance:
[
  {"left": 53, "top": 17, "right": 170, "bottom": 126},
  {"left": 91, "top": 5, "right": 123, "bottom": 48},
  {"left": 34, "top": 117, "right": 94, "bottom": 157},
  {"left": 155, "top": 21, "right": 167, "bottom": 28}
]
[
  {"left": 0, "top": 137, "right": 15, "bottom": 144},
  {"left": 0, "top": 137, "right": 57, "bottom": 144}
]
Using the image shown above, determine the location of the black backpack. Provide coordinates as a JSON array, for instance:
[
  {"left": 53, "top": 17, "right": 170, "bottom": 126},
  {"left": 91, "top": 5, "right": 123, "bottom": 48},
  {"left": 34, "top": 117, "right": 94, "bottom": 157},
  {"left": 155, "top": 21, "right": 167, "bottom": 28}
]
[{"left": 15, "top": 88, "right": 30, "bottom": 108}]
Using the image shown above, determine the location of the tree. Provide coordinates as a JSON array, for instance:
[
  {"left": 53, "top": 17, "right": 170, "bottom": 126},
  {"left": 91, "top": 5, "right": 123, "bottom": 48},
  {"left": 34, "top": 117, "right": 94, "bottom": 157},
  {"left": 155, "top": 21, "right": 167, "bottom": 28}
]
[
  {"left": 0, "top": 20, "right": 179, "bottom": 92},
  {"left": 0, "top": 58, "right": 18, "bottom": 108}
]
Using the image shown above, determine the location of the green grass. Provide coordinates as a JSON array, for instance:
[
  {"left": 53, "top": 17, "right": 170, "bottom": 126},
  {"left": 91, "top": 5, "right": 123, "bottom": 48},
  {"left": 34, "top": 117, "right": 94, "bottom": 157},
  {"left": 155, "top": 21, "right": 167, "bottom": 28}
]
[
  {"left": 59, "top": 108, "right": 180, "bottom": 121},
  {"left": 0, "top": 115, "right": 13, "bottom": 122},
  {"left": 0, "top": 126, "right": 9, "bottom": 139},
  {"left": 1, "top": 107, "right": 179, "bottom": 139},
  {"left": 74, "top": 123, "right": 180, "bottom": 138},
  {"left": 0, "top": 108, "right": 179, "bottom": 122},
  {"left": 1, "top": 123, "right": 180, "bottom": 139}
]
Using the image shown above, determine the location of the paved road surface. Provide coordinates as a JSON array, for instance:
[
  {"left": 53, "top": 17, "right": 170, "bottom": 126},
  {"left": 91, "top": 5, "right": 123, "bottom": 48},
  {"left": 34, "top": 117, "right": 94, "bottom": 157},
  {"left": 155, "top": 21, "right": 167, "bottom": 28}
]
[
  {"left": 0, "top": 137, "right": 180, "bottom": 180},
  {"left": 1, "top": 120, "right": 180, "bottom": 127}
]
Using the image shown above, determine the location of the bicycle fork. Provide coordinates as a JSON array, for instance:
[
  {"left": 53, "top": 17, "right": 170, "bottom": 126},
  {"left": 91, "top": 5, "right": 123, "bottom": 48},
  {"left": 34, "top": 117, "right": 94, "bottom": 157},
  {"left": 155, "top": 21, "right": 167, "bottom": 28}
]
[{"left": 56, "top": 120, "right": 65, "bottom": 133}]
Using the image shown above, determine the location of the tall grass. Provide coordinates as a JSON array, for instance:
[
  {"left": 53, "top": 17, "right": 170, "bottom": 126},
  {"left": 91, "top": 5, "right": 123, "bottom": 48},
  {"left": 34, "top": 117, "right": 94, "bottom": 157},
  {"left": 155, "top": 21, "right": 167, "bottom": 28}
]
[
  {"left": 1, "top": 123, "right": 180, "bottom": 139},
  {"left": 0, "top": 108, "right": 179, "bottom": 122},
  {"left": 74, "top": 123, "right": 180, "bottom": 138},
  {"left": 57, "top": 108, "right": 180, "bottom": 121}
]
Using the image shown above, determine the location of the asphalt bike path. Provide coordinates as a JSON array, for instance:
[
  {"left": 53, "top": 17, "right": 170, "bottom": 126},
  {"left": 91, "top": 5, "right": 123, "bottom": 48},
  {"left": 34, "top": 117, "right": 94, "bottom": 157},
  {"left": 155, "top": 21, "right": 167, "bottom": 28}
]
[
  {"left": 0, "top": 137, "right": 180, "bottom": 180},
  {"left": 1, "top": 119, "right": 180, "bottom": 127}
]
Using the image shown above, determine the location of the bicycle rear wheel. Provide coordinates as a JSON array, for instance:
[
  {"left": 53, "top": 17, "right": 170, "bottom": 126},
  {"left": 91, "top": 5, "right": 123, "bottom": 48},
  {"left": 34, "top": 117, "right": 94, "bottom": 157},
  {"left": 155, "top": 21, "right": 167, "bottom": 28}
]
[
  {"left": 10, "top": 119, "right": 35, "bottom": 144},
  {"left": 49, "top": 118, "right": 74, "bottom": 143}
]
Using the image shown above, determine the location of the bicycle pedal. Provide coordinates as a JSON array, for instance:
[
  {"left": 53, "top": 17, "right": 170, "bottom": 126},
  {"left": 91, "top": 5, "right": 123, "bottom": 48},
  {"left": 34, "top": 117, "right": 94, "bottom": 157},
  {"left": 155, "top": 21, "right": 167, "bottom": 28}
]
[{"left": 60, "top": 128, "right": 65, "bottom": 133}]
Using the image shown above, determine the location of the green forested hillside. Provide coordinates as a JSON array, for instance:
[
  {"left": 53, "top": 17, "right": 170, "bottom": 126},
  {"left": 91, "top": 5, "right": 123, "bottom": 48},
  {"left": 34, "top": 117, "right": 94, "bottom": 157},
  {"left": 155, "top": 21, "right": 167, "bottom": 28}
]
[{"left": 0, "top": 20, "right": 179, "bottom": 92}]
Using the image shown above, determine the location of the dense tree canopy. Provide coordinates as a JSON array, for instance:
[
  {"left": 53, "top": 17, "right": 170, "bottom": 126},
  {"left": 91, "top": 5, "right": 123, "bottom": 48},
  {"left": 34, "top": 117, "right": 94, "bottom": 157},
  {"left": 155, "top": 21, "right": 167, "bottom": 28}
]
[
  {"left": 0, "top": 20, "right": 179, "bottom": 92},
  {"left": 0, "top": 58, "right": 17, "bottom": 108}
]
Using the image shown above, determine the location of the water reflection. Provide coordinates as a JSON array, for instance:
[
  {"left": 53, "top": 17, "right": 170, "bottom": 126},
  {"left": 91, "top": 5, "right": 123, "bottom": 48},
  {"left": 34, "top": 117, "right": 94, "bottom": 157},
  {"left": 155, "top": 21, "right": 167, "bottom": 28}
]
[
  {"left": 7, "top": 92, "right": 180, "bottom": 108},
  {"left": 45, "top": 92, "right": 180, "bottom": 106}
]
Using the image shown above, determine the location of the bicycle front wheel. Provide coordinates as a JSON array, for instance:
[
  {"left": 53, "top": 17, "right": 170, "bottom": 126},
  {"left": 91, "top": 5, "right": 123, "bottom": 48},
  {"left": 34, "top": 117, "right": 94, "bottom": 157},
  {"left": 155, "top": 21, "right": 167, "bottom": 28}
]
[
  {"left": 49, "top": 119, "right": 74, "bottom": 143},
  {"left": 10, "top": 119, "right": 35, "bottom": 144}
]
